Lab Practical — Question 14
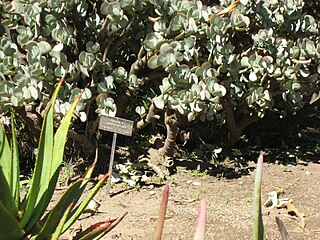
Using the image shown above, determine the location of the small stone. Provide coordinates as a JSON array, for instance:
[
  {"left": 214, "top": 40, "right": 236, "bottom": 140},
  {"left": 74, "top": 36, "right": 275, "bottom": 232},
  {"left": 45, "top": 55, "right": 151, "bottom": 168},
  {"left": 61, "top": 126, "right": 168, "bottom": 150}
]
[
  {"left": 305, "top": 170, "right": 312, "bottom": 175},
  {"left": 83, "top": 199, "right": 101, "bottom": 215},
  {"left": 149, "top": 191, "right": 156, "bottom": 195},
  {"left": 192, "top": 181, "right": 201, "bottom": 186}
]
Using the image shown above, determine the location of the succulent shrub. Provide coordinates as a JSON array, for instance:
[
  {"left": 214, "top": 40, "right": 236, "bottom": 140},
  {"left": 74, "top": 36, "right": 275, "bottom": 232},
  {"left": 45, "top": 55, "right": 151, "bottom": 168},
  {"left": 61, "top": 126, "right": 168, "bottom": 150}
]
[{"left": 1, "top": 0, "right": 320, "bottom": 174}]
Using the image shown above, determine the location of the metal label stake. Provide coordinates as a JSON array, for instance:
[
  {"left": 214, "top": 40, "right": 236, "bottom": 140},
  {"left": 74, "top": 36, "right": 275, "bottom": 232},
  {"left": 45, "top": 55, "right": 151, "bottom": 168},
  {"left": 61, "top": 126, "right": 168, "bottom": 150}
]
[
  {"left": 99, "top": 115, "right": 134, "bottom": 195},
  {"left": 108, "top": 132, "right": 117, "bottom": 176}
]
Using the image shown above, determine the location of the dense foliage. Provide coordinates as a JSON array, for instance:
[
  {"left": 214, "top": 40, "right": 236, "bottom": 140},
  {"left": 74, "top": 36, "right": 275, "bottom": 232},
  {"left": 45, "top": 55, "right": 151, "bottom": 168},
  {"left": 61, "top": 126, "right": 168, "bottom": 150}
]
[{"left": 1, "top": 0, "right": 319, "bottom": 174}]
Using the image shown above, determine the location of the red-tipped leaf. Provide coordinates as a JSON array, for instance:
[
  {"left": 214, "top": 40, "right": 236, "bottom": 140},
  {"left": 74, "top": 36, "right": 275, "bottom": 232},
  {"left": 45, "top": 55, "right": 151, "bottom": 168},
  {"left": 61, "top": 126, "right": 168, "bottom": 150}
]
[
  {"left": 194, "top": 198, "right": 206, "bottom": 240},
  {"left": 276, "top": 217, "right": 292, "bottom": 240},
  {"left": 154, "top": 184, "right": 169, "bottom": 240}
]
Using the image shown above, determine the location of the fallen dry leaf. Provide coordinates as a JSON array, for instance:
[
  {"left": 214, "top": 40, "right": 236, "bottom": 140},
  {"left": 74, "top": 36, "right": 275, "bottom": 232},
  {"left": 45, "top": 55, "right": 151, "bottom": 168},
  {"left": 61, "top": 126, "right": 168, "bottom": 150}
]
[{"left": 286, "top": 202, "right": 305, "bottom": 228}]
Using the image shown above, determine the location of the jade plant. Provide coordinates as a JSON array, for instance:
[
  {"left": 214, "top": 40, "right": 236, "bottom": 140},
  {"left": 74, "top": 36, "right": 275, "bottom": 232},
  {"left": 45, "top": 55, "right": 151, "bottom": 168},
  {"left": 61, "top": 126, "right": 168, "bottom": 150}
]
[
  {"left": 1, "top": 0, "right": 320, "bottom": 179},
  {"left": 0, "top": 75, "right": 126, "bottom": 239}
]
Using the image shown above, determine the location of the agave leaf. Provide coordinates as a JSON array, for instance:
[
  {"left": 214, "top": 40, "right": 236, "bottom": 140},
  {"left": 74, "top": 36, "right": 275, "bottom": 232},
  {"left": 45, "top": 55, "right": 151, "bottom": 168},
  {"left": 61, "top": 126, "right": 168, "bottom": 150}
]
[
  {"left": 0, "top": 122, "right": 19, "bottom": 217},
  {"left": 93, "top": 212, "right": 128, "bottom": 239},
  {"left": 276, "top": 217, "right": 292, "bottom": 240},
  {"left": 154, "top": 184, "right": 169, "bottom": 240},
  {"left": 62, "top": 172, "right": 110, "bottom": 233},
  {"left": 51, "top": 201, "right": 75, "bottom": 240},
  {"left": 0, "top": 201, "right": 25, "bottom": 240},
  {"left": 74, "top": 220, "right": 112, "bottom": 240},
  {"left": 0, "top": 165, "right": 19, "bottom": 217},
  {"left": 0, "top": 121, "right": 12, "bottom": 184},
  {"left": 253, "top": 153, "right": 265, "bottom": 240},
  {"left": 21, "top": 74, "right": 67, "bottom": 231},
  {"left": 10, "top": 113, "right": 20, "bottom": 207},
  {"left": 34, "top": 157, "right": 98, "bottom": 239},
  {"left": 33, "top": 89, "right": 82, "bottom": 231},
  {"left": 194, "top": 198, "right": 206, "bottom": 240},
  {"left": 74, "top": 212, "right": 128, "bottom": 240},
  {"left": 34, "top": 179, "right": 86, "bottom": 240}
]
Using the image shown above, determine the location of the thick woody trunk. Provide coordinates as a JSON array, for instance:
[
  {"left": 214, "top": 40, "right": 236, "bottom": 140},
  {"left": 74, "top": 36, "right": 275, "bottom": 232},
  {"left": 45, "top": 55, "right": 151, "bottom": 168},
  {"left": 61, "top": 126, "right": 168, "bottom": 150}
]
[
  {"left": 159, "top": 109, "right": 178, "bottom": 157},
  {"left": 222, "top": 98, "right": 259, "bottom": 147}
]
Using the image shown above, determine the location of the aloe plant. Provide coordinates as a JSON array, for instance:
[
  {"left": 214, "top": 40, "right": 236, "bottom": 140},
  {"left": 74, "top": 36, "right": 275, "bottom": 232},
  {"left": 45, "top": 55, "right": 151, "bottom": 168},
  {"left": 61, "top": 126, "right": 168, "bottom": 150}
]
[
  {"left": 253, "top": 153, "right": 265, "bottom": 240},
  {"left": 154, "top": 185, "right": 206, "bottom": 239},
  {"left": 276, "top": 216, "right": 292, "bottom": 240},
  {"left": 194, "top": 198, "right": 207, "bottom": 240},
  {"left": 150, "top": 153, "right": 295, "bottom": 239},
  {"left": 154, "top": 184, "right": 169, "bottom": 240},
  {"left": 0, "top": 74, "right": 125, "bottom": 239},
  {"left": 253, "top": 153, "right": 292, "bottom": 240}
]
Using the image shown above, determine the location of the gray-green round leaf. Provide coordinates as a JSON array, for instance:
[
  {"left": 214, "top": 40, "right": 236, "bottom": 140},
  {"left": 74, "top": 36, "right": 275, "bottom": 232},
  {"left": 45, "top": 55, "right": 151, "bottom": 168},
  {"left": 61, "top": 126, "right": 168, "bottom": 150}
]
[
  {"left": 80, "top": 112, "right": 87, "bottom": 122},
  {"left": 38, "top": 41, "right": 52, "bottom": 54},
  {"left": 28, "top": 86, "right": 39, "bottom": 100},
  {"left": 292, "top": 82, "right": 301, "bottom": 90},
  {"left": 187, "top": 111, "right": 197, "bottom": 122},
  {"left": 153, "top": 95, "right": 164, "bottom": 109},
  {"left": 249, "top": 71, "right": 258, "bottom": 81},
  {"left": 135, "top": 106, "right": 146, "bottom": 116},
  {"left": 52, "top": 43, "right": 64, "bottom": 52},
  {"left": 81, "top": 88, "right": 92, "bottom": 100},
  {"left": 147, "top": 55, "right": 160, "bottom": 69}
]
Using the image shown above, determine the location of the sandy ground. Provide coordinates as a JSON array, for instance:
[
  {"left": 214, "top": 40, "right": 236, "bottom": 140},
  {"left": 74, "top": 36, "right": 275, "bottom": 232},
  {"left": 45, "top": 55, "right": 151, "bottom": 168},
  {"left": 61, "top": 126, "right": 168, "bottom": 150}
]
[{"left": 57, "top": 155, "right": 320, "bottom": 240}]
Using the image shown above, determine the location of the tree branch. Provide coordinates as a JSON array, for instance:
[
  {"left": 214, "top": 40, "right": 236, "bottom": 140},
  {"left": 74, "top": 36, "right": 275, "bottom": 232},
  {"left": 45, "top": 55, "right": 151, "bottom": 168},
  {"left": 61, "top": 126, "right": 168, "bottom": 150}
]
[
  {"left": 15, "top": 105, "right": 43, "bottom": 147},
  {"left": 134, "top": 102, "right": 160, "bottom": 133},
  {"left": 68, "top": 130, "right": 96, "bottom": 156},
  {"left": 129, "top": 48, "right": 147, "bottom": 76},
  {"left": 107, "top": 17, "right": 142, "bottom": 60}
]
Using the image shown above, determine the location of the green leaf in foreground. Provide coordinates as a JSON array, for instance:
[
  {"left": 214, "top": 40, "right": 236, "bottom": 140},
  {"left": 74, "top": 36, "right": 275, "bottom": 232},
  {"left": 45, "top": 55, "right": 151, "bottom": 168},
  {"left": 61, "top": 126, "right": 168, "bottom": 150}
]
[
  {"left": 0, "top": 118, "right": 19, "bottom": 218},
  {"left": 10, "top": 113, "right": 20, "bottom": 207},
  {"left": 0, "top": 201, "right": 25, "bottom": 240},
  {"left": 253, "top": 153, "right": 265, "bottom": 240},
  {"left": 62, "top": 173, "right": 110, "bottom": 233},
  {"left": 20, "top": 76, "right": 64, "bottom": 230},
  {"left": 51, "top": 201, "right": 75, "bottom": 240}
]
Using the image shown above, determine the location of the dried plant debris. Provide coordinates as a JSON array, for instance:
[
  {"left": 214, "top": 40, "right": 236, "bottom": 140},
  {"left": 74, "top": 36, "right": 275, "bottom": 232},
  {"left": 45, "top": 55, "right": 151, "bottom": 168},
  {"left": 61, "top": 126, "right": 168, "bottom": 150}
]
[
  {"left": 286, "top": 202, "right": 305, "bottom": 229},
  {"left": 264, "top": 189, "right": 305, "bottom": 228}
]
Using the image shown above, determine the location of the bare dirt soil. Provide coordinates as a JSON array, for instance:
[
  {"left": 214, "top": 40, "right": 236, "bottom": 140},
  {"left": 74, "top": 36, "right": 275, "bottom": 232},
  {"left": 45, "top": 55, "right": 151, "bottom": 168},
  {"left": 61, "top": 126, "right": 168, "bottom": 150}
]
[{"left": 59, "top": 152, "right": 320, "bottom": 240}]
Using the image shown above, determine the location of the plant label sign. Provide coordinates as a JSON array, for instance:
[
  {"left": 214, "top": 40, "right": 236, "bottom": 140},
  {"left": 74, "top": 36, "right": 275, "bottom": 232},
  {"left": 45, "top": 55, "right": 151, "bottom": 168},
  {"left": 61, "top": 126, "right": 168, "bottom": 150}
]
[
  {"left": 99, "top": 115, "right": 134, "bottom": 195},
  {"left": 99, "top": 115, "right": 134, "bottom": 136}
]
